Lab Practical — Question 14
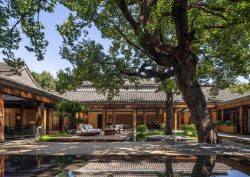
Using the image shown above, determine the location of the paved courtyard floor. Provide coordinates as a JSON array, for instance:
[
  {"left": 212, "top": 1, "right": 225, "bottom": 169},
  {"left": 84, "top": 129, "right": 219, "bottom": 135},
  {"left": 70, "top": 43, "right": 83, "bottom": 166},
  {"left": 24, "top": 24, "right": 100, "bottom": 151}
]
[{"left": 1, "top": 140, "right": 250, "bottom": 157}]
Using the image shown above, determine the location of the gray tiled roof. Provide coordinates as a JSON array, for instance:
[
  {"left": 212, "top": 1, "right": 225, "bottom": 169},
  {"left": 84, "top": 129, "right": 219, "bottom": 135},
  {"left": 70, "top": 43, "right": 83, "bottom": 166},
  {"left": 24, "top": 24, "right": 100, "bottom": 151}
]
[
  {"left": 59, "top": 81, "right": 248, "bottom": 104},
  {"left": 0, "top": 62, "right": 63, "bottom": 100},
  {"left": 0, "top": 62, "right": 41, "bottom": 89}
]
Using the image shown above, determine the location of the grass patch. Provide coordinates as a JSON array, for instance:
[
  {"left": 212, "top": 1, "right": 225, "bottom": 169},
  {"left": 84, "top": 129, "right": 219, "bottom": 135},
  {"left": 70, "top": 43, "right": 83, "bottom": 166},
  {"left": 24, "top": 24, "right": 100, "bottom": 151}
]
[
  {"left": 39, "top": 133, "right": 72, "bottom": 141},
  {"left": 131, "top": 130, "right": 165, "bottom": 135},
  {"left": 173, "top": 130, "right": 197, "bottom": 137}
]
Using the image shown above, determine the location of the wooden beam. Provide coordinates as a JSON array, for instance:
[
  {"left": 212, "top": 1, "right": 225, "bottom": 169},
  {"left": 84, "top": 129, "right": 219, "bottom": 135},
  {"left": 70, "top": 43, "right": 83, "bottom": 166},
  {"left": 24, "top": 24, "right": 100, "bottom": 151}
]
[
  {"left": 87, "top": 103, "right": 216, "bottom": 109},
  {"left": 143, "top": 109, "right": 146, "bottom": 125},
  {"left": 0, "top": 85, "right": 58, "bottom": 104},
  {"left": 133, "top": 109, "right": 137, "bottom": 129},
  {"left": 217, "top": 97, "right": 250, "bottom": 109},
  {"left": 0, "top": 94, "right": 4, "bottom": 143}
]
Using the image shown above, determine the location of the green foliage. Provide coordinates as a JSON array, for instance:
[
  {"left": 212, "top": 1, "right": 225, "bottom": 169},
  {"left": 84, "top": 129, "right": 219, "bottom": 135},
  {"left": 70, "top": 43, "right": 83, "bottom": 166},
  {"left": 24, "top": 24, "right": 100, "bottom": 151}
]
[
  {"left": 0, "top": 0, "right": 56, "bottom": 66},
  {"left": 215, "top": 120, "right": 236, "bottom": 126},
  {"left": 180, "top": 124, "right": 196, "bottom": 131},
  {"left": 179, "top": 124, "right": 197, "bottom": 137},
  {"left": 55, "top": 100, "right": 88, "bottom": 115},
  {"left": 136, "top": 134, "right": 147, "bottom": 142},
  {"left": 55, "top": 100, "right": 88, "bottom": 129},
  {"left": 39, "top": 133, "right": 72, "bottom": 141},
  {"left": 32, "top": 71, "right": 56, "bottom": 90},
  {"left": 224, "top": 120, "right": 236, "bottom": 126},
  {"left": 1, "top": 0, "right": 249, "bottom": 96},
  {"left": 74, "top": 118, "right": 87, "bottom": 124},
  {"left": 137, "top": 124, "right": 148, "bottom": 133},
  {"left": 146, "top": 130, "right": 164, "bottom": 135},
  {"left": 159, "top": 123, "right": 166, "bottom": 130},
  {"left": 230, "top": 83, "right": 250, "bottom": 94}
]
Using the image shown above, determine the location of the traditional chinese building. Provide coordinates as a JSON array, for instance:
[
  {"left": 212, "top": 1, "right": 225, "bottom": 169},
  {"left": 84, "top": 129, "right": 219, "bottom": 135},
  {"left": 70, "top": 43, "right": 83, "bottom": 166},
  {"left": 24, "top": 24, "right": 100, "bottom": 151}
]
[{"left": 1, "top": 62, "right": 250, "bottom": 143}]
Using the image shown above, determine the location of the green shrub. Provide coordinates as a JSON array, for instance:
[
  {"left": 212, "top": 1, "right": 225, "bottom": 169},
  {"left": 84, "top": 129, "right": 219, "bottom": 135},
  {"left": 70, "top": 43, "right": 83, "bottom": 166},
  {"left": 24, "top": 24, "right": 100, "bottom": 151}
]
[
  {"left": 215, "top": 120, "right": 224, "bottom": 126},
  {"left": 137, "top": 124, "right": 148, "bottom": 133},
  {"left": 180, "top": 124, "right": 196, "bottom": 131},
  {"left": 224, "top": 120, "right": 236, "bottom": 126},
  {"left": 159, "top": 123, "right": 165, "bottom": 130},
  {"left": 75, "top": 118, "right": 87, "bottom": 123},
  {"left": 215, "top": 120, "right": 236, "bottom": 126},
  {"left": 179, "top": 124, "right": 197, "bottom": 137},
  {"left": 136, "top": 134, "right": 147, "bottom": 142}
]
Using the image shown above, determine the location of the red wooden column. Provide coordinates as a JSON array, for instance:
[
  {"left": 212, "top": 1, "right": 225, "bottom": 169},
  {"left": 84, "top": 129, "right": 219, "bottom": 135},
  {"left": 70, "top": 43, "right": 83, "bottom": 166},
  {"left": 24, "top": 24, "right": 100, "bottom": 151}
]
[
  {"left": 0, "top": 94, "right": 4, "bottom": 143},
  {"left": 102, "top": 108, "right": 106, "bottom": 129},
  {"left": 163, "top": 109, "right": 167, "bottom": 124},
  {"left": 0, "top": 156, "right": 4, "bottom": 177},
  {"left": 143, "top": 109, "right": 146, "bottom": 125},
  {"left": 133, "top": 109, "right": 137, "bottom": 129},
  {"left": 239, "top": 106, "right": 243, "bottom": 134},
  {"left": 221, "top": 109, "right": 224, "bottom": 121},
  {"left": 173, "top": 109, "right": 178, "bottom": 130}
]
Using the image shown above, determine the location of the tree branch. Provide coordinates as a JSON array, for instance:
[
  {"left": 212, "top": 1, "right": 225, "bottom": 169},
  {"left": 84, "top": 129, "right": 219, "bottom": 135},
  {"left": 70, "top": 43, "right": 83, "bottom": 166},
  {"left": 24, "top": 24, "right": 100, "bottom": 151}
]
[
  {"left": 113, "top": 25, "right": 155, "bottom": 60},
  {"left": 116, "top": 0, "right": 139, "bottom": 33},
  {"left": 172, "top": 0, "right": 189, "bottom": 50},
  {"left": 122, "top": 68, "right": 176, "bottom": 80}
]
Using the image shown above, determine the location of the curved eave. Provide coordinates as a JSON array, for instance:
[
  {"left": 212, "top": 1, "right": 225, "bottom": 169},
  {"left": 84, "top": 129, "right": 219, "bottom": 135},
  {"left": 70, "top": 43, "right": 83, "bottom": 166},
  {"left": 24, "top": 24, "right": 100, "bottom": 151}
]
[{"left": 0, "top": 75, "right": 63, "bottom": 103}]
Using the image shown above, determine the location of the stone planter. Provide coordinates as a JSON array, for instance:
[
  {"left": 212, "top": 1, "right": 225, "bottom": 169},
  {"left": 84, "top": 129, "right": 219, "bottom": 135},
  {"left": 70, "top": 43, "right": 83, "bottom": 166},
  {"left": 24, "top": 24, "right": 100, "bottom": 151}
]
[{"left": 216, "top": 125, "right": 237, "bottom": 134}]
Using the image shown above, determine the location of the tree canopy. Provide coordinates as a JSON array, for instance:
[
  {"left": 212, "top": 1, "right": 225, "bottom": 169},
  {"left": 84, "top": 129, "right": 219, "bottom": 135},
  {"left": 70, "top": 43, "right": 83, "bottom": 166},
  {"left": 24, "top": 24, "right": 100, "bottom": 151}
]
[
  {"left": 54, "top": 0, "right": 249, "bottom": 95},
  {"left": 1, "top": 0, "right": 249, "bottom": 94},
  {"left": 32, "top": 71, "right": 56, "bottom": 90}
]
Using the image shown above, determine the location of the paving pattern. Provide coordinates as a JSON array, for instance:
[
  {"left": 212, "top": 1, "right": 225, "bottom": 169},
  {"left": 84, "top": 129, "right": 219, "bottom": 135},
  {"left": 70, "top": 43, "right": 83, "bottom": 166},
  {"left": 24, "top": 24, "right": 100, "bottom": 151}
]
[{"left": 1, "top": 140, "right": 250, "bottom": 156}]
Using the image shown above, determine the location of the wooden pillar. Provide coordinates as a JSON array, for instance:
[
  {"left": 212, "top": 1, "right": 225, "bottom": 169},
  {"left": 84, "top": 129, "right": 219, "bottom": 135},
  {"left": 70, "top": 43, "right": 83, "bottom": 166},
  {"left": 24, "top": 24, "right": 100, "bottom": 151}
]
[
  {"left": 221, "top": 109, "right": 224, "bottom": 121},
  {"left": 239, "top": 106, "right": 243, "bottom": 134},
  {"left": 20, "top": 105, "right": 25, "bottom": 136},
  {"left": 133, "top": 109, "right": 137, "bottom": 129},
  {"left": 173, "top": 109, "right": 178, "bottom": 130},
  {"left": 0, "top": 94, "right": 4, "bottom": 143},
  {"left": 102, "top": 108, "right": 106, "bottom": 129},
  {"left": 163, "top": 109, "right": 167, "bottom": 124},
  {"left": 143, "top": 109, "right": 146, "bottom": 125},
  {"left": 0, "top": 156, "right": 4, "bottom": 177},
  {"left": 112, "top": 108, "right": 116, "bottom": 125}
]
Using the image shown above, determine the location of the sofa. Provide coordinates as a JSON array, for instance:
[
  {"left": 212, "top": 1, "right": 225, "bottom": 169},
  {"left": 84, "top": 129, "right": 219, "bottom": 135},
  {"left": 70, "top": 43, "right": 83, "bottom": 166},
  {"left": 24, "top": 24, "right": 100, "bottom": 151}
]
[{"left": 76, "top": 124, "right": 101, "bottom": 136}]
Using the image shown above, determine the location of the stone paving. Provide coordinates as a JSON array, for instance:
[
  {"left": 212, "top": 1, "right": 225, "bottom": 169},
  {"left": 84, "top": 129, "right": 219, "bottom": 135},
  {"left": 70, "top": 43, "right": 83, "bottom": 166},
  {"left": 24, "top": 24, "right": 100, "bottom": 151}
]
[{"left": 1, "top": 140, "right": 250, "bottom": 156}]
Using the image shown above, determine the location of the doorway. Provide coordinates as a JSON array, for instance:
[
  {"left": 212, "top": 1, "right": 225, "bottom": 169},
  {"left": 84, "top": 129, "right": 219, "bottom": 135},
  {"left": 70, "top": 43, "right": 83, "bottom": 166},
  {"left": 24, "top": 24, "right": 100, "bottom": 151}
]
[{"left": 97, "top": 114, "right": 102, "bottom": 129}]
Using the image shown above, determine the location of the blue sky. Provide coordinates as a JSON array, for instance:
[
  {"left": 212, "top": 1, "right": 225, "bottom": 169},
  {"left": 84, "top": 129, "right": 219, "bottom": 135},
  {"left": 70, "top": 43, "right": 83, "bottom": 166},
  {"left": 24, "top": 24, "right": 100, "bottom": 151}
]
[{"left": 0, "top": 4, "right": 111, "bottom": 76}]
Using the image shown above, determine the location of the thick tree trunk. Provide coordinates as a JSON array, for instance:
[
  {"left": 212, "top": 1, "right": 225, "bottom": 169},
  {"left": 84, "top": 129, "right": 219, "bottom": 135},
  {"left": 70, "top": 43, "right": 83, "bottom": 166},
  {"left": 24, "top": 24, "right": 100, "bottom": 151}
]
[
  {"left": 179, "top": 80, "right": 219, "bottom": 144},
  {"left": 176, "top": 54, "right": 219, "bottom": 144},
  {"left": 165, "top": 92, "right": 173, "bottom": 135},
  {"left": 191, "top": 156, "right": 216, "bottom": 177}
]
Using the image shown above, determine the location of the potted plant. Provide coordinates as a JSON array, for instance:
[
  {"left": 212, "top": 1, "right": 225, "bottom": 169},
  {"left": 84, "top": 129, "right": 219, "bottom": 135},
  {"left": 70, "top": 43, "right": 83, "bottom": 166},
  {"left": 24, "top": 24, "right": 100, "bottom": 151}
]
[{"left": 215, "top": 120, "right": 237, "bottom": 134}]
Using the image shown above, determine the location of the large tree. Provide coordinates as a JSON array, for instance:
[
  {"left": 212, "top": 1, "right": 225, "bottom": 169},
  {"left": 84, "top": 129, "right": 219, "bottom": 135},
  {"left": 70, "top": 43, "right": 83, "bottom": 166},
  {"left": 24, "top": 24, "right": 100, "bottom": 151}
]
[{"left": 1, "top": 0, "right": 250, "bottom": 143}]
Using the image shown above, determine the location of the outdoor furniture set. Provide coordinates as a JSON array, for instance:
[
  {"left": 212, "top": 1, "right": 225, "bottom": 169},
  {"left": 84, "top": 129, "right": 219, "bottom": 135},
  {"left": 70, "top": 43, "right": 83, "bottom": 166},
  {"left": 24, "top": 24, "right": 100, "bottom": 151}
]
[{"left": 76, "top": 124, "right": 124, "bottom": 136}]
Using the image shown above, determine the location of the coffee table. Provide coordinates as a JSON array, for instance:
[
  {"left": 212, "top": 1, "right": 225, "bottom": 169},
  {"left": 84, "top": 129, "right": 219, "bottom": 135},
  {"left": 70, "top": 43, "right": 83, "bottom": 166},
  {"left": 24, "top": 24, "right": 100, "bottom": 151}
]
[{"left": 104, "top": 129, "right": 115, "bottom": 135}]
